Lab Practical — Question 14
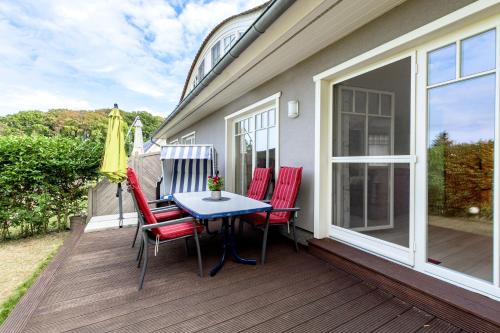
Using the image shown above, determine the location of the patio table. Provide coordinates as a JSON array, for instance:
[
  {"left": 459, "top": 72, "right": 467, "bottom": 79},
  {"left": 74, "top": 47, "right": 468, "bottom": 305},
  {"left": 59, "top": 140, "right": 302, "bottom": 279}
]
[{"left": 173, "top": 191, "right": 272, "bottom": 276}]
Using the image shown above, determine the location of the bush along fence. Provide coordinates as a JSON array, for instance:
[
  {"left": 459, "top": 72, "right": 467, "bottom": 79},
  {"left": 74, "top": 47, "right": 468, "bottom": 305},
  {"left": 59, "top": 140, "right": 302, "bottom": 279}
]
[
  {"left": 428, "top": 132, "right": 493, "bottom": 220},
  {"left": 0, "top": 135, "right": 103, "bottom": 239}
]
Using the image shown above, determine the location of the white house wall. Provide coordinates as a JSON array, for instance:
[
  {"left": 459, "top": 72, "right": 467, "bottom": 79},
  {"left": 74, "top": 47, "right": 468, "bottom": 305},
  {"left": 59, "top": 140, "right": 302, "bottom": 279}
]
[{"left": 165, "top": 0, "right": 475, "bottom": 237}]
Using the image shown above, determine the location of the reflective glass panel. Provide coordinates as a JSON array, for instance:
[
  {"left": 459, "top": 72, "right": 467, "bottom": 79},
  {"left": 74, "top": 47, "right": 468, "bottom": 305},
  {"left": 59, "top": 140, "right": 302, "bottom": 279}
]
[
  {"left": 461, "top": 29, "right": 496, "bottom": 77},
  {"left": 428, "top": 43, "right": 456, "bottom": 85},
  {"left": 427, "top": 74, "right": 495, "bottom": 281}
]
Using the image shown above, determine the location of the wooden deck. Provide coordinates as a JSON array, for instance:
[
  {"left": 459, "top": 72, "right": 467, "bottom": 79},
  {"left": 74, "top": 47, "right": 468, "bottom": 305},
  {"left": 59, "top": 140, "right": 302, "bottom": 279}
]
[{"left": 2, "top": 225, "right": 466, "bottom": 333}]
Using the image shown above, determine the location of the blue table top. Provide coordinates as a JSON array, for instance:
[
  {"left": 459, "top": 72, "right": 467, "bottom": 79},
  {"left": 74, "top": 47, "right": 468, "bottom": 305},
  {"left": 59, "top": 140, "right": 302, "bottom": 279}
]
[{"left": 173, "top": 191, "right": 272, "bottom": 219}]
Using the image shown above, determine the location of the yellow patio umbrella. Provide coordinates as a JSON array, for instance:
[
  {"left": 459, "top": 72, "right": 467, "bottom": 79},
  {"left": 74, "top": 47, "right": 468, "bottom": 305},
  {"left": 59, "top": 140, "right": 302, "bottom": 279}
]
[{"left": 101, "top": 103, "right": 128, "bottom": 227}]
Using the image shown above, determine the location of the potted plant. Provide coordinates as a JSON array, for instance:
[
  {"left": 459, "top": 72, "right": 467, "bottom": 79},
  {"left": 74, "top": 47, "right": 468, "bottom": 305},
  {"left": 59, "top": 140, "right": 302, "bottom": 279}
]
[{"left": 208, "top": 175, "right": 224, "bottom": 200}]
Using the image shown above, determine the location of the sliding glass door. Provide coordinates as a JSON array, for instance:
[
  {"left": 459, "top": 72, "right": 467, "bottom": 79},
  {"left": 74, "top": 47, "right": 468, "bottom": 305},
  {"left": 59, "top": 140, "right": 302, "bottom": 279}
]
[
  {"left": 422, "top": 28, "right": 497, "bottom": 283},
  {"left": 234, "top": 108, "right": 277, "bottom": 195}
]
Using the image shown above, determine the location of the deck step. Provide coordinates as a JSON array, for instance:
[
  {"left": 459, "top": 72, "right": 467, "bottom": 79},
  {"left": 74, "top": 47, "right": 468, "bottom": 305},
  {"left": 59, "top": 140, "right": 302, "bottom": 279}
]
[{"left": 308, "top": 238, "right": 500, "bottom": 333}]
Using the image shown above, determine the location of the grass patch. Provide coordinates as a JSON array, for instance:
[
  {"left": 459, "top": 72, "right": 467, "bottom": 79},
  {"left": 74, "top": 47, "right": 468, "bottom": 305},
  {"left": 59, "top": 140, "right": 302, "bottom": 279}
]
[{"left": 0, "top": 233, "right": 66, "bottom": 325}]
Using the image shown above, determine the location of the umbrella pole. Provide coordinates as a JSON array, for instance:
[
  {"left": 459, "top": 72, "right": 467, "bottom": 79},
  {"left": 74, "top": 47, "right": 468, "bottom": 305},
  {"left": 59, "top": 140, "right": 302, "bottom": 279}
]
[{"left": 117, "top": 183, "right": 124, "bottom": 228}]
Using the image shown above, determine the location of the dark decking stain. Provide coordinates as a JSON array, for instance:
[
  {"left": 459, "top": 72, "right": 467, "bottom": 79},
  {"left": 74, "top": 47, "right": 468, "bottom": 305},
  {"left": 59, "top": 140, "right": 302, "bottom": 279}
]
[{"left": 2, "top": 226, "right": 465, "bottom": 333}]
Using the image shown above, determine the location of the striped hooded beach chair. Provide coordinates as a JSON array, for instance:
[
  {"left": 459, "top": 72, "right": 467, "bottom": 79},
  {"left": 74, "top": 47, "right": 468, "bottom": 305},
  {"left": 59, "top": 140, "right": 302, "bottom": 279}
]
[{"left": 160, "top": 144, "right": 216, "bottom": 201}]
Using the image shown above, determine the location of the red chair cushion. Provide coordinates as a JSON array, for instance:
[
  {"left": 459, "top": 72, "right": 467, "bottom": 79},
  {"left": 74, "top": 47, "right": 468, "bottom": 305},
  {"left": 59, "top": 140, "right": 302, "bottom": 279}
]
[
  {"left": 153, "top": 222, "right": 204, "bottom": 240},
  {"left": 243, "top": 212, "right": 289, "bottom": 225},
  {"left": 247, "top": 168, "right": 272, "bottom": 200},
  {"left": 270, "top": 167, "right": 302, "bottom": 220},
  {"left": 127, "top": 168, "right": 157, "bottom": 225},
  {"left": 154, "top": 209, "right": 183, "bottom": 221}
]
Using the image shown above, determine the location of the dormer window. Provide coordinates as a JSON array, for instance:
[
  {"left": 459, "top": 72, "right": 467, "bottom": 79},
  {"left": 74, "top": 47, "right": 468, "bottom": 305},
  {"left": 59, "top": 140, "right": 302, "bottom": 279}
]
[
  {"left": 223, "top": 34, "right": 236, "bottom": 53},
  {"left": 197, "top": 58, "right": 205, "bottom": 81},
  {"left": 211, "top": 41, "right": 221, "bottom": 66}
]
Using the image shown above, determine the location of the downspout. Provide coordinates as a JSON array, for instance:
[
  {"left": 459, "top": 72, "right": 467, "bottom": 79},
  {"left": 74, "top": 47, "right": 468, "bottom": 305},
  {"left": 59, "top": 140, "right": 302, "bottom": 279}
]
[{"left": 153, "top": 0, "right": 296, "bottom": 139}]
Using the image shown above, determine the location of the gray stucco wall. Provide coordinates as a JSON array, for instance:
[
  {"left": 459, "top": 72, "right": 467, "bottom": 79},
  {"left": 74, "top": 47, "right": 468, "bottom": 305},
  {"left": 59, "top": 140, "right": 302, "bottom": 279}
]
[{"left": 166, "top": 0, "right": 475, "bottom": 237}]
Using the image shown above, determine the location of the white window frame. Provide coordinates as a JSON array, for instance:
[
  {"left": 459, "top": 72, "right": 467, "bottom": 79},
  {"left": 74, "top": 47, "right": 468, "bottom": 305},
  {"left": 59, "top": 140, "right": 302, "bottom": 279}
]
[
  {"left": 314, "top": 1, "right": 500, "bottom": 300},
  {"left": 224, "top": 92, "right": 281, "bottom": 192},
  {"left": 169, "top": 138, "right": 179, "bottom": 145},
  {"left": 181, "top": 131, "right": 196, "bottom": 145}
]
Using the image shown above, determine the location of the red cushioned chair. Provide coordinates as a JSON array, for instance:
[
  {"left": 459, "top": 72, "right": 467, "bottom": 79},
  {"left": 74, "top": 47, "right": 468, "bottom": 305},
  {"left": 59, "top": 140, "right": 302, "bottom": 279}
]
[
  {"left": 238, "top": 168, "right": 272, "bottom": 235},
  {"left": 127, "top": 167, "right": 204, "bottom": 289},
  {"left": 127, "top": 168, "right": 184, "bottom": 248},
  {"left": 241, "top": 166, "right": 302, "bottom": 264},
  {"left": 246, "top": 168, "right": 272, "bottom": 200}
]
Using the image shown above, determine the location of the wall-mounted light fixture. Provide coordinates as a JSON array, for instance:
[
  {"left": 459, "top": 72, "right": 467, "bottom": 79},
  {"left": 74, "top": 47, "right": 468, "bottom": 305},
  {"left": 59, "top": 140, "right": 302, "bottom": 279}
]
[{"left": 288, "top": 100, "right": 299, "bottom": 118}]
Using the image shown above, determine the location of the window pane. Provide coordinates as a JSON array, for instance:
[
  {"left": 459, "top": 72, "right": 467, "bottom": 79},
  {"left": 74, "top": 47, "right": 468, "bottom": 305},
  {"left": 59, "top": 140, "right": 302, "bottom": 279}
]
[
  {"left": 380, "top": 94, "right": 392, "bottom": 116},
  {"left": 367, "top": 165, "right": 390, "bottom": 228},
  {"left": 256, "top": 129, "right": 267, "bottom": 168},
  {"left": 368, "top": 117, "right": 391, "bottom": 156},
  {"left": 333, "top": 57, "right": 411, "bottom": 157},
  {"left": 256, "top": 113, "right": 261, "bottom": 130},
  {"left": 427, "top": 74, "right": 495, "bottom": 281},
  {"left": 341, "top": 89, "right": 353, "bottom": 112},
  {"left": 461, "top": 29, "right": 496, "bottom": 77},
  {"left": 269, "top": 108, "right": 276, "bottom": 126},
  {"left": 211, "top": 41, "right": 221, "bottom": 65},
  {"left": 355, "top": 91, "right": 367, "bottom": 113},
  {"left": 336, "top": 163, "right": 365, "bottom": 229},
  {"left": 368, "top": 93, "right": 379, "bottom": 115},
  {"left": 197, "top": 59, "right": 205, "bottom": 80},
  {"left": 428, "top": 43, "right": 456, "bottom": 85},
  {"left": 341, "top": 114, "right": 365, "bottom": 156},
  {"left": 262, "top": 111, "right": 268, "bottom": 128},
  {"left": 334, "top": 163, "right": 410, "bottom": 248}
]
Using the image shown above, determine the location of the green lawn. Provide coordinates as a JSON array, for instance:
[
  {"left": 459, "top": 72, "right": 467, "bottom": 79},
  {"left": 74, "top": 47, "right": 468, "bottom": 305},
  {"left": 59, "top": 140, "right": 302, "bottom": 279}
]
[{"left": 0, "top": 232, "right": 67, "bottom": 325}]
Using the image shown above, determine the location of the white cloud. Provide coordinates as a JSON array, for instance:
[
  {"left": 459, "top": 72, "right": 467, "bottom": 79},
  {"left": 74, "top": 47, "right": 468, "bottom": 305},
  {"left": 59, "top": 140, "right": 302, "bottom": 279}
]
[
  {"left": 0, "top": 86, "right": 93, "bottom": 113},
  {"left": 0, "top": 0, "right": 267, "bottom": 116}
]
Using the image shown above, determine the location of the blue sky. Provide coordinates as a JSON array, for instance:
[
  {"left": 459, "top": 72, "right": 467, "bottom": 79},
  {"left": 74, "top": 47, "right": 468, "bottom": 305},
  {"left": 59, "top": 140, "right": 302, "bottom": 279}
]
[{"left": 0, "top": 0, "right": 266, "bottom": 116}]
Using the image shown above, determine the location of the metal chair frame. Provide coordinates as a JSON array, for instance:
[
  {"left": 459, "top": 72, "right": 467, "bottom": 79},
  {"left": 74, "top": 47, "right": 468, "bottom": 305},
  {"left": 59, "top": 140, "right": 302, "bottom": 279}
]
[{"left": 135, "top": 210, "right": 203, "bottom": 290}]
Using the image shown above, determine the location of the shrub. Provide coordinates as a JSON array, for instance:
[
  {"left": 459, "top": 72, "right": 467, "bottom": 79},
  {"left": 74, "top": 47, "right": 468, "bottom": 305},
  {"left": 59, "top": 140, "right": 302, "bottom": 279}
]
[{"left": 0, "top": 136, "right": 103, "bottom": 238}]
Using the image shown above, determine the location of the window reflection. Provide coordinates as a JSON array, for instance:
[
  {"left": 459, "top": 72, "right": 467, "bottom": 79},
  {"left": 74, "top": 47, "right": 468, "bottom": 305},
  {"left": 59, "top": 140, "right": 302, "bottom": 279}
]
[
  {"left": 428, "top": 43, "right": 456, "bottom": 85},
  {"left": 427, "top": 74, "right": 495, "bottom": 282},
  {"left": 461, "top": 29, "right": 496, "bottom": 77}
]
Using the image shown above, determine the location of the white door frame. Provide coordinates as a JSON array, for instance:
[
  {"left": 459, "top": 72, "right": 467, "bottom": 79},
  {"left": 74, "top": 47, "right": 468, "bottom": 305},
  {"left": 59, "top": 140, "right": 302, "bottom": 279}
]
[
  {"left": 314, "top": 0, "right": 500, "bottom": 300},
  {"left": 224, "top": 92, "right": 281, "bottom": 192},
  {"left": 328, "top": 51, "right": 417, "bottom": 267}
]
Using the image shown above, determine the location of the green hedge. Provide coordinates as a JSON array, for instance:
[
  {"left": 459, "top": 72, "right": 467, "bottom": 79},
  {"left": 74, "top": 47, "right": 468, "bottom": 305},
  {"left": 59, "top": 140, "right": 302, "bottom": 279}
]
[
  {"left": 0, "top": 136, "right": 103, "bottom": 239},
  {"left": 428, "top": 136, "right": 493, "bottom": 220}
]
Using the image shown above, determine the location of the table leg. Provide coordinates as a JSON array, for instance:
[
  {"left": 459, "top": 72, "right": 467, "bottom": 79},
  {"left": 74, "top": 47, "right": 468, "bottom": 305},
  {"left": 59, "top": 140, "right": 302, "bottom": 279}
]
[
  {"left": 209, "top": 217, "right": 256, "bottom": 277},
  {"left": 209, "top": 219, "right": 229, "bottom": 277},
  {"left": 228, "top": 218, "right": 256, "bottom": 265}
]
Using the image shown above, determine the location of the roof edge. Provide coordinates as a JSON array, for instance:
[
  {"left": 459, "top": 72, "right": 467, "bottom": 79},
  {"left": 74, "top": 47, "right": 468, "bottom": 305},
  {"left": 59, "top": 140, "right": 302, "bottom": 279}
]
[{"left": 153, "top": 0, "right": 296, "bottom": 139}]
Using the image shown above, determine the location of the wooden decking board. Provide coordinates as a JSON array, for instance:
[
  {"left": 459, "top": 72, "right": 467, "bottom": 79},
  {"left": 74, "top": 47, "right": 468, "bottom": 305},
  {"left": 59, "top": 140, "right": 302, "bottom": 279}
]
[
  {"left": 329, "top": 297, "right": 412, "bottom": 333},
  {"left": 285, "top": 290, "right": 393, "bottom": 333},
  {"left": 372, "top": 307, "right": 434, "bottom": 333},
  {"left": 1, "top": 227, "right": 466, "bottom": 333},
  {"left": 52, "top": 257, "right": 332, "bottom": 333},
  {"left": 111, "top": 267, "right": 350, "bottom": 333},
  {"left": 30, "top": 243, "right": 311, "bottom": 326},
  {"left": 309, "top": 238, "right": 500, "bottom": 333},
  {"left": 29, "top": 250, "right": 305, "bottom": 329},
  {"left": 242, "top": 283, "right": 375, "bottom": 333},
  {"left": 199, "top": 276, "right": 361, "bottom": 333},
  {"left": 416, "top": 318, "right": 461, "bottom": 333}
]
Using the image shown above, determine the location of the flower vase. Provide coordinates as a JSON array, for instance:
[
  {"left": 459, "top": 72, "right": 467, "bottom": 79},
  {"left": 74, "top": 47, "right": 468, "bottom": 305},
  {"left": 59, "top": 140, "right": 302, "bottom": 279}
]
[{"left": 211, "top": 190, "right": 221, "bottom": 200}]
